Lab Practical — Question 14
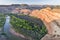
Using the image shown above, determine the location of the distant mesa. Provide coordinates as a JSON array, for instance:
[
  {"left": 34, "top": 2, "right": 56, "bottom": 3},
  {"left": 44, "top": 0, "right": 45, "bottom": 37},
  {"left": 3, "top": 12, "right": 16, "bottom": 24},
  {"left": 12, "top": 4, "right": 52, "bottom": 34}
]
[{"left": 11, "top": 4, "right": 29, "bottom": 6}]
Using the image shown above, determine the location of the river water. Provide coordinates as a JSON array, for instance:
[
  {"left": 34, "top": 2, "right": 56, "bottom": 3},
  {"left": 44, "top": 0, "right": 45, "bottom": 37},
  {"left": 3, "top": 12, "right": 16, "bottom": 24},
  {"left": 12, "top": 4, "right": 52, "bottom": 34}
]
[
  {"left": 3, "top": 16, "right": 26, "bottom": 40},
  {"left": 4, "top": 16, "right": 10, "bottom": 34},
  {"left": 3, "top": 16, "right": 20, "bottom": 40}
]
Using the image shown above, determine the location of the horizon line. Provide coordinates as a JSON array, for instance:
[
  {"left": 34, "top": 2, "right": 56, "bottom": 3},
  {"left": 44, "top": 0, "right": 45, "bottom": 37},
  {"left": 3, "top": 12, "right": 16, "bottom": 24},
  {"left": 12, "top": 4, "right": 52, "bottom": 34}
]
[{"left": 0, "top": 4, "right": 60, "bottom": 5}]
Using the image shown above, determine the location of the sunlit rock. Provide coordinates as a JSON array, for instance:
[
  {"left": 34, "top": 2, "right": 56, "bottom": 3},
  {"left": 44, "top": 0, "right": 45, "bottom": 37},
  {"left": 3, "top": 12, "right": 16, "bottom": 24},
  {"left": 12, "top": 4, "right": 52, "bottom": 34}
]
[
  {"left": 20, "top": 9, "right": 31, "bottom": 15},
  {"left": 29, "top": 7, "right": 60, "bottom": 40}
]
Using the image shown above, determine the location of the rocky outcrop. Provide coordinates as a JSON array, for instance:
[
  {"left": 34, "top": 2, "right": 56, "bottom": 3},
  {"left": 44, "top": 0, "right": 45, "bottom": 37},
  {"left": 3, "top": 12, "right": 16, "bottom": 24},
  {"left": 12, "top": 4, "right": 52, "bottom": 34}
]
[
  {"left": 30, "top": 7, "right": 60, "bottom": 40},
  {"left": 30, "top": 7, "right": 60, "bottom": 35},
  {"left": 41, "top": 34, "right": 60, "bottom": 40},
  {"left": 12, "top": 8, "right": 20, "bottom": 13},
  {"left": 20, "top": 9, "right": 31, "bottom": 15},
  {"left": 12, "top": 8, "right": 31, "bottom": 15}
]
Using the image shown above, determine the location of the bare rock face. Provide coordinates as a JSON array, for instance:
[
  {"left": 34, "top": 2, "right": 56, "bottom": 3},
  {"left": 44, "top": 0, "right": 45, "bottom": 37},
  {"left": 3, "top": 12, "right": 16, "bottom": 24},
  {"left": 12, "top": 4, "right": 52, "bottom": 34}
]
[
  {"left": 31, "top": 7, "right": 60, "bottom": 35},
  {"left": 30, "top": 7, "right": 60, "bottom": 40},
  {"left": 41, "top": 34, "right": 60, "bottom": 40},
  {"left": 40, "top": 8, "right": 60, "bottom": 40}
]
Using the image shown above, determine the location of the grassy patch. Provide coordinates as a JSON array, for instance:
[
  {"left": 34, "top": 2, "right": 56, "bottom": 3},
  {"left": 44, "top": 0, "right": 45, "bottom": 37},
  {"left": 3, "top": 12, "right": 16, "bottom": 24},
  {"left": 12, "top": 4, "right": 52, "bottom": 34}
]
[{"left": 0, "top": 14, "right": 5, "bottom": 28}]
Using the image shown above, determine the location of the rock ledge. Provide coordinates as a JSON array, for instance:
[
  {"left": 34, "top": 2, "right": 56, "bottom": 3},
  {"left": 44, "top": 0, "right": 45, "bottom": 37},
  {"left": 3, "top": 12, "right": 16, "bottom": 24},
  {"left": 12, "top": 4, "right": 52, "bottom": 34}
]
[{"left": 41, "top": 34, "right": 60, "bottom": 40}]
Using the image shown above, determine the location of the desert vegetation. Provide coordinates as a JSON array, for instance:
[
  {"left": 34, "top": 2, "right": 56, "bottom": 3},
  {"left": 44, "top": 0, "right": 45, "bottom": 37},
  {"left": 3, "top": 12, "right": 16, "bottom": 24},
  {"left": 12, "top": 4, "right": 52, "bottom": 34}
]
[
  {"left": 0, "top": 14, "right": 5, "bottom": 28},
  {"left": 10, "top": 15, "right": 47, "bottom": 40}
]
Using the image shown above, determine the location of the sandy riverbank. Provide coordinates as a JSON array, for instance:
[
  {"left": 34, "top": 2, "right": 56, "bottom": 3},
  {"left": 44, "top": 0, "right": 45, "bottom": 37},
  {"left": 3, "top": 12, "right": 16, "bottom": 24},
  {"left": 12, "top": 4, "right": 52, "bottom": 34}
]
[{"left": 9, "top": 28, "right": 33, "bottom": 40}]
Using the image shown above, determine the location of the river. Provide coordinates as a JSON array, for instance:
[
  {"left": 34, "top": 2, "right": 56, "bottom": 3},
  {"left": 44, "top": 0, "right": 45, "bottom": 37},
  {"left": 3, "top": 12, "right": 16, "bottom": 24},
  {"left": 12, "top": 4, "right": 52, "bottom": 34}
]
[
  {"left": 3, "top": 16, "right": 27, "bottom": 40},
  {"left": 4, "top": 16, "right": 10, "bottom": 34}
]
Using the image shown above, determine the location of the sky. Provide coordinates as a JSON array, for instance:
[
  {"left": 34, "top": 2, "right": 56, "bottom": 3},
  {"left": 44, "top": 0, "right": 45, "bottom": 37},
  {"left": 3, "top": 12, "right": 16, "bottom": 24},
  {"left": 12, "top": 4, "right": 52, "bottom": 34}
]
[{"left": 0, "top": 0, "right": 60, "bottom": 5}]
